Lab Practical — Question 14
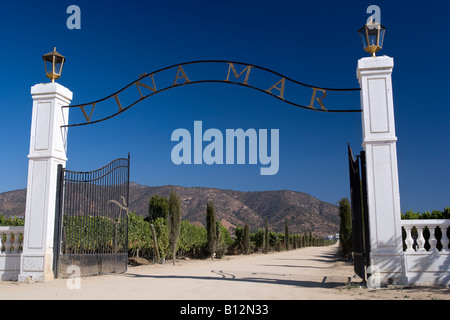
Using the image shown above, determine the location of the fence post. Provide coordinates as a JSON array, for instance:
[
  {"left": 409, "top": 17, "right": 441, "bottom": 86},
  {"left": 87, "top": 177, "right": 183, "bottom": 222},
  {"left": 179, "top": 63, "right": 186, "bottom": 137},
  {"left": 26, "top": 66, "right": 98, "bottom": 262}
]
[
  {"left": 18, "top": 83, "right": 72, "bottom": 282},
  {"left": 52, "top": 164, "right": 65, "bottom": 278}
]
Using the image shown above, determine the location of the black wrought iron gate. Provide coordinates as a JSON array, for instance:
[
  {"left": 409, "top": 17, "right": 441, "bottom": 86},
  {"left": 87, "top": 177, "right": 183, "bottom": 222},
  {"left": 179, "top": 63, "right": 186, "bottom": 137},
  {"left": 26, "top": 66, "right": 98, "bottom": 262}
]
[
  {"left": 348, "top": 145, "right": 370, "bottom": 282},
  {"left": 53, "top": 156, "right": 130, "bottom": 278}
]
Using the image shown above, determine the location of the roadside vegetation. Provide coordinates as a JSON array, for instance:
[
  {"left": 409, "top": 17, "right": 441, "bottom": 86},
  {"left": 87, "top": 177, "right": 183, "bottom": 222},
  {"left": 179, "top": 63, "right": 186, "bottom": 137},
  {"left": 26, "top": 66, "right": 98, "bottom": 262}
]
[{"left": 128, "top": 190, "right": 336, "bottom": 264}]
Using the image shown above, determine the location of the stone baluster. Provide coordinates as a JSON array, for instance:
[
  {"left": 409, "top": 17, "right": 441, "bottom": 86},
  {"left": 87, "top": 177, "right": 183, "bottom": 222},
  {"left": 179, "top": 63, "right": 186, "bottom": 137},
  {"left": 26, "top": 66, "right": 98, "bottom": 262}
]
[
  {"left": 404, "top": 226, "right": 415, "bottom": 252},
  {"left": 10, "top": 232, "right": 15, "bottom": 253},
  {"left": 416, "top": 226, "right": 426, "bottom": 252},
  {"left": 9, "top": 232, "right": 15, "bottom": 253},
  {"left": 4, "top": 232, "right": 12, "bottom": 253},
  {"left": 11, "top": 232, "right": 21, "bottom": 253},
  {"left": 440, "top": 225, "right": 450, "bottom": 252},
  {"left": 19, "top": 232, "right": 23, "bottom": 252},
  {"left": 0, "top": 232, "right": 4, "bottom": 252},
  {"left": 428, "top": 225, "right": 438, "bottom": 252}
]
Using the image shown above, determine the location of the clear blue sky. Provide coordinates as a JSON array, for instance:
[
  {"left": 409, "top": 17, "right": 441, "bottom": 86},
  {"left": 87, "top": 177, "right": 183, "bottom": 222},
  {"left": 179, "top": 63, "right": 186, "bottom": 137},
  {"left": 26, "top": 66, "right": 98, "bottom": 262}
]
[{"left": 0, "top": 0, "right": 448, "bottom": 213}]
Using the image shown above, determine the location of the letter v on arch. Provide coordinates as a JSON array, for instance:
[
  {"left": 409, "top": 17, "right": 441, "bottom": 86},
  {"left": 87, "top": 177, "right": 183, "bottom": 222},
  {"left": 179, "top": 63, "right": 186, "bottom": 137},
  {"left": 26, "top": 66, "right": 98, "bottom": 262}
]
[{"left": 79, "top": 103, "right": 96, "bottom": 123}]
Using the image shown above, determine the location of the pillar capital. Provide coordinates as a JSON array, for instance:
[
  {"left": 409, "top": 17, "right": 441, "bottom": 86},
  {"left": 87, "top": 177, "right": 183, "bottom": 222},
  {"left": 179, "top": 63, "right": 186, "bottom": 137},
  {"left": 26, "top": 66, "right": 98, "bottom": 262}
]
[
  {"left": 357, "top": 56, "right": 393, "bottom": 75},
  {"left": 31, "top": 82, "right": 73, "bottom": 102}
]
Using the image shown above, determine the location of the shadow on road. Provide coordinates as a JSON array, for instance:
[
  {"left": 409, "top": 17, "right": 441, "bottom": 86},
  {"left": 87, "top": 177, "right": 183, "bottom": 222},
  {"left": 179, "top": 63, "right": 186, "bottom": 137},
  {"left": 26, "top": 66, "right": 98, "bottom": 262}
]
[
  {"left": 124, "top": 270, "right": 349, "bottom": 289},
  {"left": 124, "top": 245, "right": 355, "bottom": 290}
]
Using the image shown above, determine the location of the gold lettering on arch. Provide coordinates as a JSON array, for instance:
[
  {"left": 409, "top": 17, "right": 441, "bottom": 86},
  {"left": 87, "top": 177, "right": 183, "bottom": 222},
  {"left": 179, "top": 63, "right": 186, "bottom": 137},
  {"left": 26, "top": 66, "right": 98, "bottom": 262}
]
[
  {"left": 308, "top": 88, "right": 327, "bottom": 111},
  {"left": 225, "top": 63, "right": 252, "bottom": 85},
  {"left": 135, "top": 73, "right": 157, "bottom": 98},
  {"left": 79, "top": 103, "right": 96, "bottom": 123},
  {"left": 114, "top": 94, "right": 123, "bottom": 111},
  {"left": 65, "top": 61, "right": 363, "bottom": 128},
  {"left": 266, "top": 77, "right": 285, "bottom": 99},
  {"left": 173, "top": 65, "right": 191, "bottom": 86}
]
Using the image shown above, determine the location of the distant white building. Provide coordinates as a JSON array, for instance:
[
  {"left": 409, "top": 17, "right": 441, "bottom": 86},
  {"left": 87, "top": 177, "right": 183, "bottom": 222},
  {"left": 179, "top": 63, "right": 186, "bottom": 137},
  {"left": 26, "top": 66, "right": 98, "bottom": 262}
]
[{"left": 323, "top": 234, "right": 339, "bottom": 241}]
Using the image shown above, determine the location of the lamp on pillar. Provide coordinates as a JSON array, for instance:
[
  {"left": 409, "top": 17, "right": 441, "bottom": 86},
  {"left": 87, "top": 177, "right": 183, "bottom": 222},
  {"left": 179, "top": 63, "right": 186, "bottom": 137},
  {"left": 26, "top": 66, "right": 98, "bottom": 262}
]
[
  {"left": 358, "top": 18, "right": 386, "bottom": 57},
  {"left": 42, "top": 47, "right": 65, "bottom": 82}
]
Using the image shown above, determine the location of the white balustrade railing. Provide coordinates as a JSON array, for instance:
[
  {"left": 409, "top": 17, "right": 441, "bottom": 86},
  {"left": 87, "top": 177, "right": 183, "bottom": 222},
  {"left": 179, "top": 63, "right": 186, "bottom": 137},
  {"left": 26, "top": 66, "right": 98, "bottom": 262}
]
[
  {"left": 0, "top": 226, "right": 24, "bottom": 281},
  {"left": 401, "top": 219, "right": 450, "bottom": 285},
  {"left": 402, "top": 219, "right": 450, "bottom": 252},
  {"left": 0, "top": 226, "right": 24, "bottom": 254}
]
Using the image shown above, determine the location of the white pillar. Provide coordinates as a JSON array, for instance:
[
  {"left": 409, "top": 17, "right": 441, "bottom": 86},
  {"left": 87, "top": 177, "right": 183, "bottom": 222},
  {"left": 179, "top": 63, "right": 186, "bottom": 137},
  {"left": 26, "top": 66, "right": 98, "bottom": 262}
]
[
  {"left": 19, "top": 83, "right": 72, "bottom": 282},
  {"left": 357, "top": 56, "right": 406, "bottom": 285}
]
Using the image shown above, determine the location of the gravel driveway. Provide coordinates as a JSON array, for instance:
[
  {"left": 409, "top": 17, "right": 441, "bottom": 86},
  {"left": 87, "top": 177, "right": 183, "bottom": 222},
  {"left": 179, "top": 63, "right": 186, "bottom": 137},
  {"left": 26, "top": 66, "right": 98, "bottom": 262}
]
[{"left": 1, "top": 244, "right": 449, "bottom": 300}]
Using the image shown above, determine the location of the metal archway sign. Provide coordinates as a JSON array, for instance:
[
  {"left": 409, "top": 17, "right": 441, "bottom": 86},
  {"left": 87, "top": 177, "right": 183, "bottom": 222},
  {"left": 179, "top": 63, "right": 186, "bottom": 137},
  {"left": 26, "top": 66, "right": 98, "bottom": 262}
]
[{"left": 62, "top": 60, "right": 361, "bottom": 127}]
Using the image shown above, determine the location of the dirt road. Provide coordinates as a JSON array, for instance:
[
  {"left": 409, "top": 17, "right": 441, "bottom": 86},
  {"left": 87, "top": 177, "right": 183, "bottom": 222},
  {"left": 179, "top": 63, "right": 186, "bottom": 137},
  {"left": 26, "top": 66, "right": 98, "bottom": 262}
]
[{"left": 1, "top": 244, "right": 449, "bottom": 300}]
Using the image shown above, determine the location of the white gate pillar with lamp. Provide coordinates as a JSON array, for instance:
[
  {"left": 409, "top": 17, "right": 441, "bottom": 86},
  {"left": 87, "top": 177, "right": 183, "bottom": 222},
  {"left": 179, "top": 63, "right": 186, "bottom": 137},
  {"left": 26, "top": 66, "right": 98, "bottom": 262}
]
[
  {"left": 357, "top": 21, "right": 406, "bottom": 285},
  {"left": 18, "top": 48, "right": 72, "bottom": 282}
]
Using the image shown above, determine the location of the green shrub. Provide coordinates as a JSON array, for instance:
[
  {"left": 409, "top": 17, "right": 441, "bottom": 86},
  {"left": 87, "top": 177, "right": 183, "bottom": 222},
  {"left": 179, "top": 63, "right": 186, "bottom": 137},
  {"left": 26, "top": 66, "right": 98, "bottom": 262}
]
[
  {"left": 250, "top": 228, "right": 265, "bottom": 251},
  {"left": 128, "top": 211, "right": 152, "bottom": 257},
  {"left": 216, "top": 221, "right": 232, "bottom": 258},
  {"left": 178, "top": 220, "right": 207, "bottom": 256},
  {"left": 338, "top": 197, "right": 352, "bottom": 259},
  {"left": 0, "top": 215, "right": 25, "bottom": 226},
  {"left": 401, "top": 207, "right": 450, "bottom": 220}
]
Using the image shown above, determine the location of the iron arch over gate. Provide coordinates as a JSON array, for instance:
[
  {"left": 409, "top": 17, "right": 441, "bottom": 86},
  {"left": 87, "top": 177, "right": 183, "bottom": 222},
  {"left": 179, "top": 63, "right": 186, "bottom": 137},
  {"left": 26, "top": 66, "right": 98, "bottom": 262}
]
[
  {"left": 62, "top": 60, "right": 361, "bottom": 127},
  {"left": 53, "top": 155, "right": 130, "bottom": 278}
]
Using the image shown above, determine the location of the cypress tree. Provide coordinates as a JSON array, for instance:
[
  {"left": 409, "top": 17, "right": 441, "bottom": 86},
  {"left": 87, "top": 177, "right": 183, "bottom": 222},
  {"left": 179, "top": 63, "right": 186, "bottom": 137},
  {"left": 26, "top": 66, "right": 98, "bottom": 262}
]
[
  {"left": 168, "top": 189, "right": 181, "bottom": 265},
  {"left": 285, "top": 220, "right": 290, "bottom": 250},
  {"left": 339, "top": 197, "right": 353, "bottom": 259},
  {"left": 206, "top": 201, "right": 217, "bottom": 260},
  {"left": 264, "top": 219, "right": 269, "bottom": 253},
  {"left": 243, "top": 224, "right": 250, "bottom": 254}
]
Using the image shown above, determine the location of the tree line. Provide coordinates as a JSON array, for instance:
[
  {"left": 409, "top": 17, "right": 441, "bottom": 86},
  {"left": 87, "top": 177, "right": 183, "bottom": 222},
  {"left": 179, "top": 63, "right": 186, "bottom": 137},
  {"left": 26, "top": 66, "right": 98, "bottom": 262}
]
[{"left": 128, "top": 190, "right": 336, "bottom": 264}]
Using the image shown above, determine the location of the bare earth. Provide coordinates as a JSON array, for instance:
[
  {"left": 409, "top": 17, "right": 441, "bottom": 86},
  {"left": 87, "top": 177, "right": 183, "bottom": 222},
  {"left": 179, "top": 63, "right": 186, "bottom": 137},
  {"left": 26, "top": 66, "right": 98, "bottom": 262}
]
[{"left": 1, "top": 244, "right": 449, "bottom": 300}]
